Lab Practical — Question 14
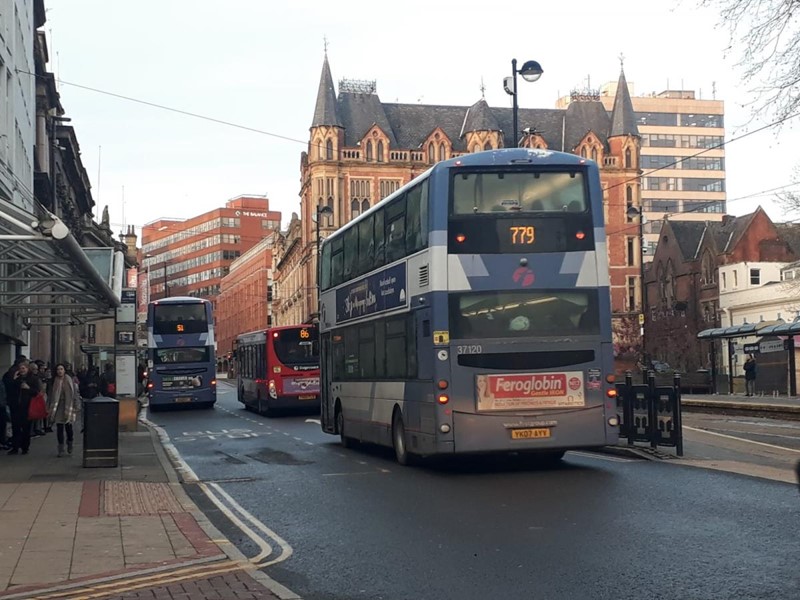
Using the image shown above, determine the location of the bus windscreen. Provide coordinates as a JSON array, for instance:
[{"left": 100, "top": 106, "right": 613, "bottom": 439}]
[
  {"left": 452, "top": 170, "right": 587, "bottom": 214},
  {"left": 154, "top": 347, "right": 211, "bottom": 364},
  {"left": 152, "top": 303, "right": 208, "bottom": 335},
  {"left": 273, "top": 328, "right": 319, "bottom": 367}
]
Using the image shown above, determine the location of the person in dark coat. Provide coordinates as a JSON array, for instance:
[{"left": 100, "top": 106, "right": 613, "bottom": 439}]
[
  {"left": 100, "top": 363, "right": 116, "bottom": 398},
  {"left": 6, "top": 361, "right": 41, "bottom": 455},
  {"left": 743, "top": 355, "right": 757, "bottom": 397}
]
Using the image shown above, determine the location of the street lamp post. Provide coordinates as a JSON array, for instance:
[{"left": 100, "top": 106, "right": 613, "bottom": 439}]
[
  {"left": 503, "top": 59, "right": 543, "bottom": 148},
  {"left": 627, "top": 205, "right": 648, "bottom": 372},
  {"left": 315, "top": 205, "right": 334, "bottom": 319}
]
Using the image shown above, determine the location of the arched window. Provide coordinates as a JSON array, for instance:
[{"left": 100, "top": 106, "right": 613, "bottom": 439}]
[
  {"left": 361, "top": 199, "right": 370, "bottom": 214},
  {"left": 366, "top": 142, "right": 373, "bottom": 161},
  {"left": 351, "top": 199, "right": 361, "bottom": 219},
  {"left": 439, "top": 143, "right": 446, "bottom": 162},
  {"left": 626, "top": 186, "right": 634, "bottom": 222},
  {"left": 473, "top": 145, "right": 480, "bottom": 153},
  {"left": 377, "top": 141, "right": 384, "bottom": 162},
  {"left": 702, "top": 251, "right": 715, "bottom": 284},
  {"left": 428, "top": 143, "right": 435, "bottom": 163},
  {"left": 580, "top": 146, "right": 588, "bottom": 158},
  {"left": 625, "top": 148, "right": 632, "bottom": 169},
  {"left": 326, "top": 139, "right": 333, "bottom": 160},
  {"left": 484, "top": 141, "right": 492, "bottom": 151},
  {"left": 591, "top": 147, "right": 598, "bottom": 162}
]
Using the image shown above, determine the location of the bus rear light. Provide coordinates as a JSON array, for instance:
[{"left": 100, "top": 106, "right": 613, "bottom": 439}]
[
  {"left": 606, "top": 388, "right": 617, "bottom": 398},
  {"left": 211, "top": 379, "right": 217, "bottom": 387},
  {"left": 437, "top": 393, "right": 449, "bottom": 404},
  {"left": 273, "top": 366, "right": 281, "bottom": 373},
  {"left": 437, "top": 379, "right": 448, "bottom": 390},
  {"left": 440, "top": 424, "right": 451, "bottom": 433},
  {"left": 606, "top": 374, "right": 615, "bottom": 383},
  {"left": 268, "top": 379, "right": 278, "bottom": 399},
  {"left": 455, "top": 234, "right": 466, "bottom": 243},
  {"left": 575, "top": 231, "right": 586, "bottom": 240},
  {"left": 272, "top": 332, "right": 279, "bottom": 338},
  {"left": 608, "top": 416, "right": 619, "bottom": 427},
  {"left": 147, "top": 382, "right": 154, "bottom": 389}
]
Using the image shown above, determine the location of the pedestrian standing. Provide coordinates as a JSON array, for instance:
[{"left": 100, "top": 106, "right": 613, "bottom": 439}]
[
  {"left": 744, "top": 354, "right": 757, "bottom": 397},
  {"left": 6, "top": 361, "right": 41, "bottom": 455},
  {"left": 47, "top": 364, "right": 81, "bottom": 457}
]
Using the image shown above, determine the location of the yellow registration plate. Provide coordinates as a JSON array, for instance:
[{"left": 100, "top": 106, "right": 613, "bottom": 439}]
[
  {"left": 510, "top": 428, "right": 551, "bottom": 440},
  {"left": 298, "top": 395, "right": 315, "bottom": 400},
  {"left": 175, "top": 397, "right": 192, "bottom": 403}
]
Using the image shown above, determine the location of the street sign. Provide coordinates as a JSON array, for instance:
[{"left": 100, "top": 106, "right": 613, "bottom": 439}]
[
  {"left": 743, "top": 343, "right": 759, "bottom": 354},
  {"left": 759, "top": 339, "right": 784, "bottom": 354}
]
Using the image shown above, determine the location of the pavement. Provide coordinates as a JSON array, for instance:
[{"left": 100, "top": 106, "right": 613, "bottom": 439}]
[{"left": 0, "top": 412, "right": 285, "bottom": 600}]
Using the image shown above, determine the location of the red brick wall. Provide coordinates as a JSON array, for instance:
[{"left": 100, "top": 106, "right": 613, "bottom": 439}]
[{"left": 216, "top": 242, "right": 274, "bottom": 356}]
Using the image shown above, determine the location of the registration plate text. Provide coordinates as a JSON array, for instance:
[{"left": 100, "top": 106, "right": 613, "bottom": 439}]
[{"left": 510, "top": 428, "right": 551, "bottom": 440}]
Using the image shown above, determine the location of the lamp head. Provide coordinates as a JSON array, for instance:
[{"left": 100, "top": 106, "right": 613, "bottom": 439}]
[{"left": 519, "top": 60, "right": 543, "bottom": 83}]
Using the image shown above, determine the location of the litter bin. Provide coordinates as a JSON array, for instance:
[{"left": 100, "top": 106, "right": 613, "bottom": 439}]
[{"left": 83, "top": 396, "right": 119, "bottom": 468}]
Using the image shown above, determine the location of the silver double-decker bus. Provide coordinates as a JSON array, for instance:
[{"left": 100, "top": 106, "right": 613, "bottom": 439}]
[{"left": 319, "top": 148, "right": 618, "bottom": 464}]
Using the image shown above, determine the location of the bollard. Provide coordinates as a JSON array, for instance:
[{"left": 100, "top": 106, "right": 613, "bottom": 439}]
[
  {"left": 647, "top": 370, "right": 657, "bottom": 449},
  {"left": 624, "top": 370, "right": 634, "bottom": 445},
  {"left": 673, "top": 372, "right": 684, "bottom": 457}
]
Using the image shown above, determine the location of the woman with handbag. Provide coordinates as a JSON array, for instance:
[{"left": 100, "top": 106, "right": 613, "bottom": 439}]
[
  {"left": 47, "top": 364, "right": 80, "bottom": 457},
  {"left": 7, "top": 361, "right": 41, "bottom": 455}
]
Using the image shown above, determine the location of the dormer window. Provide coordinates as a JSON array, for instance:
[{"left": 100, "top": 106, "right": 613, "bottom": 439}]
[
  {"left": 377, "top": 141, "right": 384, "bottom": 162},
  {"left": 366, "top": 141, "right": 373, "bottom": 161}
]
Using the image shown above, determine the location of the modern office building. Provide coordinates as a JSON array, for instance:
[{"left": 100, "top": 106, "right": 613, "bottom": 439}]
[
  {"left": 593, "top": 82, "right": 726, "bottom": 256},
  {"left": 140, "top": 195, "right": 281, "bottom": 310}
]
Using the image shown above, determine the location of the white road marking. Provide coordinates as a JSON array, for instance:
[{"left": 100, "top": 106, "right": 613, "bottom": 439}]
[
  {"left": 141, "top": 417, "right": 295, "bottom": 569},
  {"left": 304, "top": 442, "right": 314, "bottom": 446},
  {"left": 685, "top": 425, "right": 800, "bottom": 454},
  {"left": 305, "top": 419, "right": 322, "bottom": 425},
  {"left": 322, "top": 471, "right": 389, "bottom": 477},
  {"left": 568, "top": 451, "right": 634, "bottom": 463}
]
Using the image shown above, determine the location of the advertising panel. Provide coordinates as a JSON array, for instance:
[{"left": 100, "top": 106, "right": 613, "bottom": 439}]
[
  {"left": 476, "top": 371, "right": 586, "bottom": 411},
  {"left": 335, "top": 263, "right": 407, "bottom": 323}
]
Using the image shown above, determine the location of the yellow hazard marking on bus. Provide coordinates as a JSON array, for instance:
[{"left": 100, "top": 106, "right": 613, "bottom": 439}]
[{"left": 433, "top": 331, "right": 449, "bottom": 345}]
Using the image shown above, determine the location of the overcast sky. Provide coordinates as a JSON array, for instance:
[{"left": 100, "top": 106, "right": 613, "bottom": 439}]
[{"left": 45, "top": 0, "right": 798, "bottom": 235}]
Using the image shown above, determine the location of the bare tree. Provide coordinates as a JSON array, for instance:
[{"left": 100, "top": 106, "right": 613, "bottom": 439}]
[{"left": 701, "top": 0, "right": 800, "bottom": 123}]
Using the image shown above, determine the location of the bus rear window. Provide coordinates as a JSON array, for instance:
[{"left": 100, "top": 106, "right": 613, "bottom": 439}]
[
  {"left": 273, "top": 328, "right": 319, "bottom": 367},
  {"left": 154, "top": 347, "right": 210, "bottom": 364},
  {"left": 452, "top": 171, "right": 587, "bottom": 214},
  {"left": 153, "top": 303, "right": 208, "bottom": 335},
  {"left": 449, "top": 291, "right": 600, "bottom": 339}
]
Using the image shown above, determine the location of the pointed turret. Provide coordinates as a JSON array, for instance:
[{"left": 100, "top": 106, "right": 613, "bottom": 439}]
[
  {"left": 609, "top": 69, "right": 639, "bottom": 138},
  {"left": 462, "top": 99, "right": 502, "bottom": 134},
  {"left": 311, "top": 54, "right": 342, "bottom": 128}
]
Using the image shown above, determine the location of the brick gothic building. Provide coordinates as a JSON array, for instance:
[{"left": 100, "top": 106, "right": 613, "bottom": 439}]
[
  {"left": 274, "top": 54, "right": 644, "bottom": 355},
  {"left": 645, "top": 207, "right": 797, "bottom": 374}
]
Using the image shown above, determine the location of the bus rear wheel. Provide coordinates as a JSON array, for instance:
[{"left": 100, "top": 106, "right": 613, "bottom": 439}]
[
  {"left": 336, "top": 405, "right": 354, "bottom": 449},
  {"left": 392, "top": 411, "right": 412, "bottom": 466}
]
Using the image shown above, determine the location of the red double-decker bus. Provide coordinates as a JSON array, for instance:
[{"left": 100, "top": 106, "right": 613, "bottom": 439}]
[{"left": 234, "top": 325, "right": 320, "bottom": 416}]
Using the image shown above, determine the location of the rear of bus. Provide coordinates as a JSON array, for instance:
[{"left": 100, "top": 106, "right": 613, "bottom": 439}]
[
  {"left": 438, "top": 150, "right": 618, "bottom": 455},
  {"left": 266, "top": 325, "right": 321, "bottom": 411}
]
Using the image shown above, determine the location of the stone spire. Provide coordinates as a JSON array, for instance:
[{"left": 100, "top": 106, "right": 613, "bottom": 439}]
[
  {"left": 311, "top": 54, "right": 342, "bottom": 128},
  {"left": 609, "top": 68, "right": 639, "bottom": 138}
]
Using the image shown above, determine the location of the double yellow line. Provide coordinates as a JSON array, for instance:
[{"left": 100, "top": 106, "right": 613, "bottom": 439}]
[{"left": 28, "top": 558, "right": 249, "bottom": 600}]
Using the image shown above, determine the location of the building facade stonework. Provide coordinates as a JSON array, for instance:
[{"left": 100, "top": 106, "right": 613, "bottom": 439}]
[{"left": 275, "top": 55, "right": 647, "bottom": 363}]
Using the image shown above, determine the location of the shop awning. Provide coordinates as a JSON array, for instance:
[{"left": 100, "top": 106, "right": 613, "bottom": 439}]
[{"left": 0, "top": 196, "right": 120, "bottom": 326}]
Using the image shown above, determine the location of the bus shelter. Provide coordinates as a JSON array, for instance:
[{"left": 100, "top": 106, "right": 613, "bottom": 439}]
[{"left": 697, "top": 319, "right": 796, "bottom": 396}]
